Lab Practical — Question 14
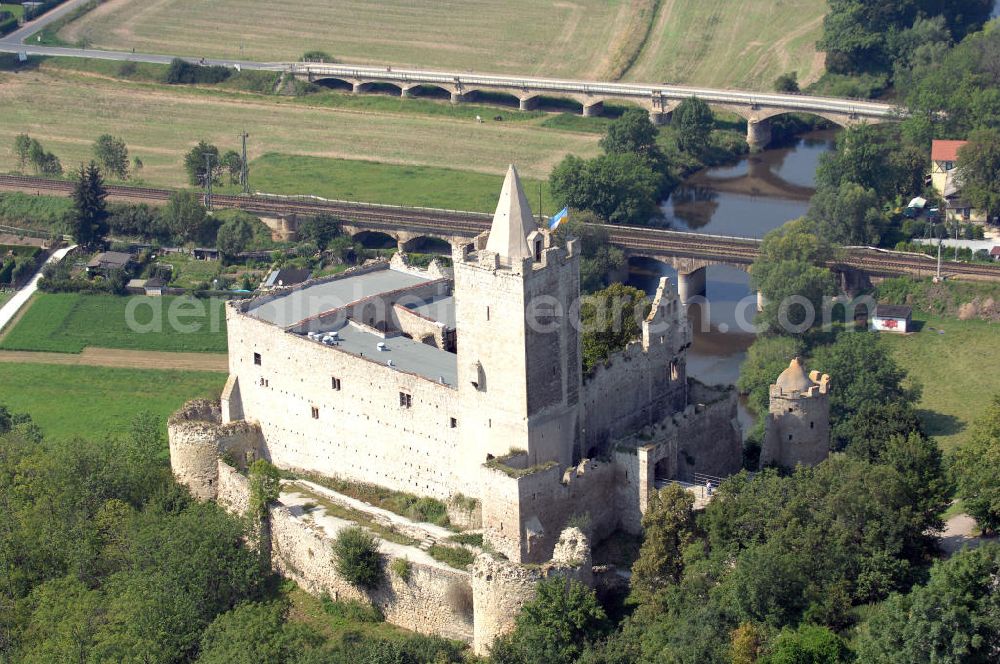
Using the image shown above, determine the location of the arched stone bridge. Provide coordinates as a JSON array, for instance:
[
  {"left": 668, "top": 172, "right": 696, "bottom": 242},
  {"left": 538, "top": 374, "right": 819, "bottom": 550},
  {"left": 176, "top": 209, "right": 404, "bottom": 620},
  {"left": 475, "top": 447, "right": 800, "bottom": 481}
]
[{"left": 290, "top": 63, "right": 900, "bottom": 148}]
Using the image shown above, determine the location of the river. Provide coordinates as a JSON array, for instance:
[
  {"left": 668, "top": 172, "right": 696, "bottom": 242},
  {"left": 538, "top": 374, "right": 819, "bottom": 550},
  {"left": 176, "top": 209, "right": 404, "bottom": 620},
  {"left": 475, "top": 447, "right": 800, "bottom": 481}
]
[{"left": 627, "top": 130, "right": 838, "bottom": 433}]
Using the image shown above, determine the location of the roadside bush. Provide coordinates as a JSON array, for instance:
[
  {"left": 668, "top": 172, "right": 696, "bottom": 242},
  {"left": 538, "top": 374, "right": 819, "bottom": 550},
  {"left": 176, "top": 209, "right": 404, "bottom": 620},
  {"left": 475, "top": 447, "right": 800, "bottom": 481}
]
[
  {"left": 332, "top": 526, "right": 383, "bottom": 588},
  {"left": 163, "top": 58, "right": 231, "bottom": 85}
]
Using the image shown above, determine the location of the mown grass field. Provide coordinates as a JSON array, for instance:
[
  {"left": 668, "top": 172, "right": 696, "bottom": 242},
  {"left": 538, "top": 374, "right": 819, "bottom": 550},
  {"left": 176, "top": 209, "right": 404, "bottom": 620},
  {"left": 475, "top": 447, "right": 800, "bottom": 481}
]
[
  {"left": 0, "top": 362, "right": 225, "bottom": 440},
  {"left": 57, "top": 0, "right": 634, "bottom": 79},
  {"left": 0, "top": 293, "right": 228, "bottom": 353},
  {"left": 883, "top": 314, "right": 1000, "bottom": 452},
  {"left": 0, "top": 64, "right": 601, "bottom": 192},
  {"left": 246, "top": 153, "right": 557, "bottom": 213},
  {"left": 56, "top": 0, "right": 828, "bottom": 89},
  {"left": 624, "top": 0, "right": 827, "bottom": 89}
]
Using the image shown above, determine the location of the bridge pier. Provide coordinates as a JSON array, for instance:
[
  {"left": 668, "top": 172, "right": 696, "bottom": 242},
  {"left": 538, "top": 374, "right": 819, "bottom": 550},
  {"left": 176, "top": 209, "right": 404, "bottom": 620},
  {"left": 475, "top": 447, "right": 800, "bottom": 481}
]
[
  {"left": 519, "top": 96, "right": 538, "bottom": 111},
  {"left": 450, "top": 91, "right": 465, "bottom": 104},
  {"left": 400, "top": 86, "right": 413, "bottom": 98},
  {"left": 649, "top": 110, "right": 671, "bottom": 126},
  {"left": 677, "top": 267, "right": 707, "bottom": 305},
  {"left": 582, "top": 101, "right": 604, "bottom": 117},
  {"left": 756, "top": 291, "right": 766, "bottom": 313},
  {"left": 746, "top": 118, "right": 772, "bottom": 150},
  {"left": 351, "top": 81, "right": 369, "bottom": 95}
]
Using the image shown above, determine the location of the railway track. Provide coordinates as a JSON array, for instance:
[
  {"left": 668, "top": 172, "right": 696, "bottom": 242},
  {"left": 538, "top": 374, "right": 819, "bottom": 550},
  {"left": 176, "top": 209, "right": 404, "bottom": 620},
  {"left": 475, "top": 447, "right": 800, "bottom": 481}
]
[{"left": 3, "top": 174, "right": 999, "bottom": 281}]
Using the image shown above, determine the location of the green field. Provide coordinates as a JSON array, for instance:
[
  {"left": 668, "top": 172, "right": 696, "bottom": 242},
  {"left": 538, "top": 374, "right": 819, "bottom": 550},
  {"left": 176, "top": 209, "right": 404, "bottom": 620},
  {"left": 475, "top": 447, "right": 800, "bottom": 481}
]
[
  {"left": 56, "top": 0, "right": 634, "bottom": 79},
  {"left": 0, "top": 65, "right": 600, "bottom": 191},
  {"left": 883, "top": 314, "right": 1000, "bottom": 452},
  {"left": 0, "top": 291, "right": 12, "bottom": 308},
  {"left": 0, "top": 362, "right": 225, "bottom": 440},
  {"left": 0, "top": 293, "right": 228, "bottom": 353},
  {"left": 624, "top": 0, "right": 827, "bottom": 89},
  {"left": 246, "top": 153, "right": 557, "bottom": 213},
  {"left": 54, "top": 0, "right": 827, "bottom": 89}
]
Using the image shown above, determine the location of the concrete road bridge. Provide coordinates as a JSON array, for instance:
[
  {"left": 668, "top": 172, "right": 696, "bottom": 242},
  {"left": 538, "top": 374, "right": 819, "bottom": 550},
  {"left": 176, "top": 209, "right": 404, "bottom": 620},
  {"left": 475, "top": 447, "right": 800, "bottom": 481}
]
[
  {"left": 290, "top": 63, "right": 900, "bottom": 148},
  {"left": 3, "top": 176, "right": 997, "bottom": 303}
]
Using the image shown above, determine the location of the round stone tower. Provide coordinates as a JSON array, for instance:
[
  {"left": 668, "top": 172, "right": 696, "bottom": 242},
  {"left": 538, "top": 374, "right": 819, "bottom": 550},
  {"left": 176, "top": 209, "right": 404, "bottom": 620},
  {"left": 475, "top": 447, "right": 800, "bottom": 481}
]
[
  {"left": 759, "top": 357, "right": 831, "bottom": 469},
  {"left": 168, "top": 399, "right": 263, "bottom": 500}
]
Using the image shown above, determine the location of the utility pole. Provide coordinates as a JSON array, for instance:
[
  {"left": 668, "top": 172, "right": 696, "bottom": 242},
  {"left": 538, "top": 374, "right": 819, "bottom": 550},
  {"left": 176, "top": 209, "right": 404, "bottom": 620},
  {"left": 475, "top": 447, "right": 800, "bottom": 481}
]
[
  {"left": 936, "top": 234, "right": 942, "bottom": 281},
  {"left": 954, "top": 220, "right": 960, "bottom": 262},
  {"left": 239, "top": 130, "right": 250, "bottom": 194},
  {"left": 203, "top": 152, "right": 214, "bottom": 210}
]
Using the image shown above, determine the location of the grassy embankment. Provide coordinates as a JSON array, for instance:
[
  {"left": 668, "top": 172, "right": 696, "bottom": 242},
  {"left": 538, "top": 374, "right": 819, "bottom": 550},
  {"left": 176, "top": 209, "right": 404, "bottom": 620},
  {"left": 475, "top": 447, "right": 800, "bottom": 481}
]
[
  {"left": 55, "top": 0, "right": 827, "bottom": 90},
  {"left": 0, "top": 362, "right": 225, "bottom": 440},
  {"left": 883, "top": 315, "right": 1000, "bottom": 452},
  {"left": 0, "top": 293, "right": 227, "bottom": 353},
  {"left": 875, "top": 278, "right": 1000, "bottom": 451}
]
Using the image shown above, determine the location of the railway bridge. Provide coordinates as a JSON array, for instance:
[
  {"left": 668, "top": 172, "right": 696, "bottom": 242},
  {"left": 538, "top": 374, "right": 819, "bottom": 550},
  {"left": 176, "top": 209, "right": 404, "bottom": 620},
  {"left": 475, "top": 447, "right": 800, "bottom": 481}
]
[
  {"left": 289, "top": 63, "right": 900, "bottom": 148},
  {"left": 2, "top": 176, "right": 997, "bottom": 301}
]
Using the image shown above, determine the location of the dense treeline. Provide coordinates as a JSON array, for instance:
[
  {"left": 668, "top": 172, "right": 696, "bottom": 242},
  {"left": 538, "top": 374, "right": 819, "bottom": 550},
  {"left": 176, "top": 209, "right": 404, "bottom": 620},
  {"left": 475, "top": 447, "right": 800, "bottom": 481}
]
[{"left": 0, "top": 407, "right": 464, "bottom": 663}]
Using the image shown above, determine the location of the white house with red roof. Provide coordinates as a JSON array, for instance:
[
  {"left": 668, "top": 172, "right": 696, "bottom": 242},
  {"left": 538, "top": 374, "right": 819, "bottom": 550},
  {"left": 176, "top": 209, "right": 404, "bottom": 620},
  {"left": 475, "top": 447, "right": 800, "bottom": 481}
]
[{"left": 930, "top": 139, "right": 986, "bottom": 222}]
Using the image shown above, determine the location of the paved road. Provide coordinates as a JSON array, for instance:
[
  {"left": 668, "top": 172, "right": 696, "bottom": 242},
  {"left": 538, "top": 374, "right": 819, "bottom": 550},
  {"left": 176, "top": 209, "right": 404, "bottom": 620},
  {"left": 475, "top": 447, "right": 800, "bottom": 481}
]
[
  {"left": 0, "top": 244, "right": 75, "bottom": 333},
  {"left": 0, "top": 0, "right": 897, "bottom": 121}
]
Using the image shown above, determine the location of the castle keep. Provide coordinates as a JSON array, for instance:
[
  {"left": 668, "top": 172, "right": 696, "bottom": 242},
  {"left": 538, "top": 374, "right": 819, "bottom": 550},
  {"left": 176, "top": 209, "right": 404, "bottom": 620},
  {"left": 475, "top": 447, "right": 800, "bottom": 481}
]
[
  {"left": 759, "top": 357, "right": 831, "bottom": 469},
  {"left": 169, "top": 165, "right": 743, "bottom": 652}
]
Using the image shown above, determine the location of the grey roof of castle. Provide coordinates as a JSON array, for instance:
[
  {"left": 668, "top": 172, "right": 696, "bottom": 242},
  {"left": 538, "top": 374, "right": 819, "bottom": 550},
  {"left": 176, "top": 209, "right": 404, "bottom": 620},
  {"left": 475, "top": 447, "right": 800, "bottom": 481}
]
[
  {"left": 404, "top": 295, "right": 456, "bottom": 329},
  {"left": 309, "top": 322, "right": 457, "bottom": 387},
  {"left": 246, "top": 268, "right": 433, "bottom": 327}
]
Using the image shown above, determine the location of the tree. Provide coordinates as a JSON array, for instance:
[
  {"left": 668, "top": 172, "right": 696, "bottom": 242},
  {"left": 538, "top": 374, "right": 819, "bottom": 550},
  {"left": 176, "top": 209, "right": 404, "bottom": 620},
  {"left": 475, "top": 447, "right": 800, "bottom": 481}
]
[
  {"left": 13, "top": 134, "right": 32, "bottom": 172},
  {"left": 67, "top": 162, "right": 109, "bottom": 249},
  {"left": 599, "top": 108, "right": 672, "bottom": 194},
  {"left": 297, "top": 213, "right": 342, "bottom": 251},
  {"left": 806, "top": 181, "right": 887, "bottom": 246},
  {"left": 93, "top": 134, "right": 129, "bottom": 180},
  {"left": 580, "top": 283, "right": 650, "bottom": 373},
  {"left": 26, "top": 138, "right": 62, "bottom": 176},
  {"left": 673, "top": 97, "right": 714, "bottom": 155},
  {"left": 184, "top": 141, "right": 222, "bottom": 186},
  {"left": 162, "top": 190, "right": 216, "bottom": 245},
  {"left": 958, "top": 128, "right": 1000, "bottom": 222},
  {"left": 198, "top": 601, "right": 320, "bottom": 664},
  {"left": 749, "top": 224, "right": 838, "bottom": 335},
  {"left": 630, "top": 483, "right": 696, "bottom": 602},
  {"left": 774, "top": 72, "right": 800, "bottom": 93},
  {"left": 216, "top": 215, "right": 255, "bottom": 261},
  {"left": 553, "top": 213, "right": 625, "bottom": 293},
  {"left": 332, "top": 526, "right": 382, "bottom": 588},
  {"left": 762, "top": 624, "right": 849, "bottom": 664},
  {"left": 550, "top": 152, "right": 663, "bottom": 225},
  {"left": 810, "top": 331, "right": 920, "bottom": 450},
  {"left": 953, "top": 395, "right": 1000, "bottom": 533},
  {"left": 490, "top": 577, "right": 606, "bottom": 664},
  {"left": 221, "top": 150, "right": 243, "bottom": 186},
  {"left": 857, "top": 543, "right": 1000, "bottom": 664}
]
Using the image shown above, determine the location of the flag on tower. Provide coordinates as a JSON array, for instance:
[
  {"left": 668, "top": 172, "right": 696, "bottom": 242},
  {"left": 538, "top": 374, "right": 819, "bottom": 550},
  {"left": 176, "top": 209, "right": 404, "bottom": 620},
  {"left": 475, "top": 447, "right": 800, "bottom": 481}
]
[{"left": 548, "top": 206, "right": 569, "bottom": 230}]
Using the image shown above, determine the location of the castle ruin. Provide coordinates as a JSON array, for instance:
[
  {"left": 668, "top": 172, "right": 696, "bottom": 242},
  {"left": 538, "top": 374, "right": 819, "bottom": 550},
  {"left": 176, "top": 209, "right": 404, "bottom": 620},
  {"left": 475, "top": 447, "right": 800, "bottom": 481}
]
[{"left": 168, "top": 165, "right": 743, "bottom": 652}]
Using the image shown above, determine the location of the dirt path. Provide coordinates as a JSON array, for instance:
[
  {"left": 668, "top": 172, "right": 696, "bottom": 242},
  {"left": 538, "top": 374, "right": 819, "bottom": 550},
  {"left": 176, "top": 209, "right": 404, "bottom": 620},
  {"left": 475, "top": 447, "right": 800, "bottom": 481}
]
[
  {"left": 940, "top": 512, "right": 996, "bottom": 556},
  {"left": 0, "top": 347, "right": 228, "bottom": 371}
]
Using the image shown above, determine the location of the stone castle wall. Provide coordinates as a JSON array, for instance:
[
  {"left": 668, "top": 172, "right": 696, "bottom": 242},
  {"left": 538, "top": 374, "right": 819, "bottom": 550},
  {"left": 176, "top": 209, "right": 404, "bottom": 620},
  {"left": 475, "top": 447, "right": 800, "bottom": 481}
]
[
  {"left": 481, "top": 458, "right": 621, "bottom": 564},
  {"left": 226, "top": 310, "right": 473, "bottom": 499},
  {"left": 269, "top": 504, "right": 474, "bottom": 642}
]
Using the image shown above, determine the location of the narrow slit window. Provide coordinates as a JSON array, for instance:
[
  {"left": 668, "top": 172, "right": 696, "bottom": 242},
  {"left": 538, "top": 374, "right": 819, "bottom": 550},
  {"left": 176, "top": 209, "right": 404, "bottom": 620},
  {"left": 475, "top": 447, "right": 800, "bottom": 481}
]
[{"left": 331, "top": 377, "right": 341, "bottom": 390}]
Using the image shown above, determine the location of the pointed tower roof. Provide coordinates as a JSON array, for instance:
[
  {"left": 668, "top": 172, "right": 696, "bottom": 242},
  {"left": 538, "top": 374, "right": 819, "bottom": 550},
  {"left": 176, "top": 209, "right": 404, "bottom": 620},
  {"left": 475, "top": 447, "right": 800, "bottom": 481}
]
[{"left": 485, "top": 164, "right": 538, "bottom": 262}]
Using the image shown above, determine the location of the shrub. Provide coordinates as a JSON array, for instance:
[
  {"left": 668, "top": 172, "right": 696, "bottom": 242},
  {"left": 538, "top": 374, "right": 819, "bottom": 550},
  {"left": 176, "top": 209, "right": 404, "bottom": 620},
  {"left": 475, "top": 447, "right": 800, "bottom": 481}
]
[
  {"left": 163, "top": 58, "right": 231, "bottom": 85},
  {"left": 332, "top": 526, "right": 383, "bottom": 588},
  {"left": 447, "top": 532, "right": 483, "bottom": 547},
  {"left": 427, "top": 544, "right": 475, "bottom": 570},
  {"left": 320, "top": 596, "right": 383, "bottom": 624},
  {"left": 390, "top": 557, "right": 413, "bottom": 582}
]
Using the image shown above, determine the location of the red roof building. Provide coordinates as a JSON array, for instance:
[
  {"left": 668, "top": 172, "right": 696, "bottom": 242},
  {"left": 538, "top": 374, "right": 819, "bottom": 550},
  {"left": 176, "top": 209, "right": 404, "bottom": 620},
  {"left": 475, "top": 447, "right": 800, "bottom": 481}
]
[{"left": 931, "top": 140, "right": 967, "bottom": 163}]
